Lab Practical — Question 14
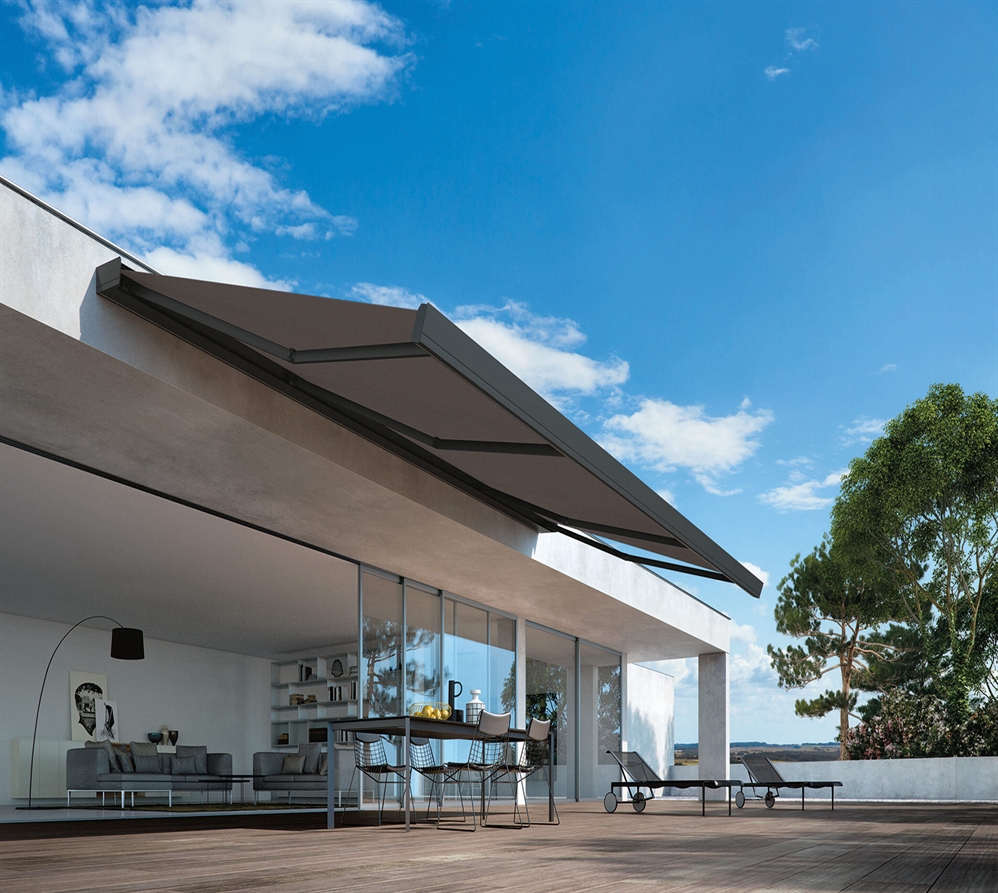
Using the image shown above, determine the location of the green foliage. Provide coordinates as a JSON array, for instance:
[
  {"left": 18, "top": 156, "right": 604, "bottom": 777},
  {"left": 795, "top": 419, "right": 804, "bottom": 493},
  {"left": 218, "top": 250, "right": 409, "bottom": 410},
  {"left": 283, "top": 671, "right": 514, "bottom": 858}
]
[
  {"left": 844, "top": 689, "right": 998, "bottom": 758},
  {"left": 767, "top": 536, "right": 900, "bottom": 756},
  {"left": 832, "top": 383, "right": 998, "bottom": 727}
]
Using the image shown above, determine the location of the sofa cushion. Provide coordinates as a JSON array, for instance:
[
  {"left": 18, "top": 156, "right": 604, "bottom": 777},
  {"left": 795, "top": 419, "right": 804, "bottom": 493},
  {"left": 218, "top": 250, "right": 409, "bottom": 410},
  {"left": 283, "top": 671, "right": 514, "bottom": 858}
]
[
  {"left": 130, "top": 741, "right": 159, "bottom": 757},
  {"left": 85, "top": 739, "right": 120, "bottom": 772},
  {"left": 298, "top": 743, "right": 321, "bottom": 775},
  {"left": 319, "top": 753, "right": 328, "bottom": 776},
  {"left": 282, "top": 754, "right": 306, "bottom": 774},
  {"left": 132, "top": 753, "right": 162, "bottom": 773},
  {"left": 176, "top": 745, "right": 208, "bottom": 775},
  {"left": 113, "top": 746, "right": 134, "bottom": 772},
  {"left": 172, "top": 756, "right": 198, "bottom": 775}
]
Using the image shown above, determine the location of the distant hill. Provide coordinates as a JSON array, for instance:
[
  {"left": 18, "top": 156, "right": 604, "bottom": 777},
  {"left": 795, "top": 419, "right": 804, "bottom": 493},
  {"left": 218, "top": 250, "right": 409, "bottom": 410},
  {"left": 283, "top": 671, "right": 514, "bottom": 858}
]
[{"left": 674, "top": 742, "right": 840, "bottom": 764}]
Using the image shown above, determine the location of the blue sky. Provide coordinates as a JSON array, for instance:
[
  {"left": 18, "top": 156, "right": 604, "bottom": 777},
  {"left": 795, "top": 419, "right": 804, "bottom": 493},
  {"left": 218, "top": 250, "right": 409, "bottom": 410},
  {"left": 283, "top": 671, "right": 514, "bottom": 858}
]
[{"left": 3, "top": 0, "right": 996, "bottom": 743}]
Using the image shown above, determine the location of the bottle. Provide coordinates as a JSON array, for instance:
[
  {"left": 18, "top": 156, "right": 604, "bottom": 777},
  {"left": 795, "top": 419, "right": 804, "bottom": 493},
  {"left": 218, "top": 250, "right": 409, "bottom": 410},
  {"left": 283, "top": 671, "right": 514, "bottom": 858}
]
[{"left": 466, "top": 690, "right": 484, "bottom": 726}]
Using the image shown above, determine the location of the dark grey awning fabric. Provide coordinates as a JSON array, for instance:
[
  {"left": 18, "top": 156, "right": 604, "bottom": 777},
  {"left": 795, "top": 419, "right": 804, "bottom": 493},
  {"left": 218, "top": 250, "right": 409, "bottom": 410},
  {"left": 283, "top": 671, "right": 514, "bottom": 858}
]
[{"left": 95, "top": 258, "right": 762, "bottom": 597}]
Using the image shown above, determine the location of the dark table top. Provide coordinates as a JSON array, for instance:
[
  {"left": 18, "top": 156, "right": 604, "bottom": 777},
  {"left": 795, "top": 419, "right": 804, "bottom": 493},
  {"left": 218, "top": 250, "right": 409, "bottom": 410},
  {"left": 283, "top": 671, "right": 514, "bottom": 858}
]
[{"left": 327, "top": 715, "right": 532, "bottom": 741}]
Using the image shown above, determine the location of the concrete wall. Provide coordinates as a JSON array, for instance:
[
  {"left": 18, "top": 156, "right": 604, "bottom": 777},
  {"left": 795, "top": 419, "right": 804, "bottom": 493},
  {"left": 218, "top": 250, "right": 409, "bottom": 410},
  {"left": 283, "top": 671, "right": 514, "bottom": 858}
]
[
  {"left": 0, "top": 613, "right": 272, "bottom": 805},
  {"left": 667, "top": 757, "right": 998, "bottom": 802},
  {"left": 625, "top": 663, "right": 675, "bottom": 780}
]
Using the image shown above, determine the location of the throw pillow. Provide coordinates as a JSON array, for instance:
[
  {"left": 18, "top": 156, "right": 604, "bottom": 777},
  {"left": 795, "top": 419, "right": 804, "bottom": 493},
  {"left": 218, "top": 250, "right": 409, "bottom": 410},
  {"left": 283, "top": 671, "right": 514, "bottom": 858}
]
[
  {"left": 113, "top": 746, "right": 134, "bottom": 773},
  {"left": 318, "top": 753, "right": 328, "bottom": 776},
  {"left": 85, "top": 739, "right": 120, "bottom": 772},
  {"left": 129, "top": 741, "right": 159, "bottom": 757},
  {"left": 176, "top": 745, "right": 208, "bottom": 775},
  {"left": 298, "top": 742, "right": 321, "bottom": 775},
  {"left": 132, "top": 754, "right": 162, "bottom": 773},
  {"left": 172, "top": 756, "right": 198, "bottom": 775},
  {"left": 282, "top": 754, "right": 306, "bottom": 774}
]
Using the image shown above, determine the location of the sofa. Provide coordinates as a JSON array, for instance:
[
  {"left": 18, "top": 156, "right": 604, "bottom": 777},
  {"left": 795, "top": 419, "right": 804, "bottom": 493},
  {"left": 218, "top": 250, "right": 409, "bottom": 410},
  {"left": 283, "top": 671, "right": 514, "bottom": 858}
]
[
  {"left": 67, "top": 740, "right": 233, "bottom": 807},
  {"left": 253, "top": 743, "right": 328, "bottom": 803}
]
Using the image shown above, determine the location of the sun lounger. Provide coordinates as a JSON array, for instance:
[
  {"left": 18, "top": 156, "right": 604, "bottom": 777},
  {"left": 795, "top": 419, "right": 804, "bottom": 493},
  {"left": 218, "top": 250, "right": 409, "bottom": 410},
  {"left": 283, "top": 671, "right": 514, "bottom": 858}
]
[
  {"left": 604, "top": 750, "right": 740, "bottom": 816},
  {"left": 736, "top": 756, "right": 842, "bottom": 810}
]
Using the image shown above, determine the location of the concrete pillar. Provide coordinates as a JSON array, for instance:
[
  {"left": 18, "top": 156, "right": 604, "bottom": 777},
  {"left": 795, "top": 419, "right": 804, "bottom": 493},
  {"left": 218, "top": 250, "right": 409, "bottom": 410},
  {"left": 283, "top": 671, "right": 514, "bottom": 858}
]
[{"left": 698, "top": 652, "right": 729, "bottom": 795}]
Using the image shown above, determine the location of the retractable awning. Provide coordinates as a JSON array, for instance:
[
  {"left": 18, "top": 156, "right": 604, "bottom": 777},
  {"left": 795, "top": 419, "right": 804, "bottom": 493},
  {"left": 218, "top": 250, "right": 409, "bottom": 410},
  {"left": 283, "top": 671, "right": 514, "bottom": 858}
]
[{"left": 96, "top": 258, "right": 762, "bottom": 597}]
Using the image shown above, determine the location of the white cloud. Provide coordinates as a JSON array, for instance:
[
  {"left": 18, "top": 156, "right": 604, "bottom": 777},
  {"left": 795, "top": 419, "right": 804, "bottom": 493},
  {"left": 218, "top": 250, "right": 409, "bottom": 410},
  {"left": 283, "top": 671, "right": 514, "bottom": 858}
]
[
  {"left": 2, "top": 0, "right": 412, "bottom": 284},
  {"left": 740, "top": 562, "right": 769, "bottom": 588},
  {"left": 759, "top": 470, "right": 847, "bottom": 512},
  {"left": 350, "top": 282, "right": 428, "bottom": 310},
  {"left": 877, "top": 363, "right": 897, "bottom": 374},
  {"left": 600, "top": 398, "right": 774, "bottom": 492},
  {"left": 776, "top": 456, "right": 813, "bottom": 468},
  {"left": 143, "top": 246, "right": 295, "bottom": 290},
  {"left": 841, "top": 417, "right": 886, "bottom": 445},
  {"left": 454, "top": 302, "right": 629, "bottom": 401},
  {"left": 785, "top": 27, "right": 819, "bottom": 52},
  {"left": 656, "top": 488, "right": 676, "bottom": 506},
  {"left": 765, "top": 66, "right": 790, "bottom": 81}
]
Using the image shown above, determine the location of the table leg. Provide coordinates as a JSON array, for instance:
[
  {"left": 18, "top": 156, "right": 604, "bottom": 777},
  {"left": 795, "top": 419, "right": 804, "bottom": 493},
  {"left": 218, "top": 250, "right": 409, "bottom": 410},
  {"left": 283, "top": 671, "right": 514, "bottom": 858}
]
[
  {"left": 328, "top": 721, "right": 336, "bottom": 829},
  {"left": 404, "top": 717, "right": 411, "bottom": 832},
  {"left": 548, "top": 732, "right": 555, "bottom": 822}
]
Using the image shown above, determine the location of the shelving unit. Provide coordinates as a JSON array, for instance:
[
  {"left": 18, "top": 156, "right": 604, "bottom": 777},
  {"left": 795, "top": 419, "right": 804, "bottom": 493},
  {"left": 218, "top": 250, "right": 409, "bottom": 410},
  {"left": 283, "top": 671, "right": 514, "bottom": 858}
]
[{"left": 270, "top": 651, "right": 359, "bottom": 749}]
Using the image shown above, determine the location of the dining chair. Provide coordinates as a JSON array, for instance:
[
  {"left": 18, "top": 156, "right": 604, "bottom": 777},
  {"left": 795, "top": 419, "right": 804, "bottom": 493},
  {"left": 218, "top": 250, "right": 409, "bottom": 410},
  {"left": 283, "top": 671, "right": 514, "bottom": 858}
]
[
  {"left": 348, "top": 732, "right": 406, "bottom": 825},
  {"left": 410, "top": 736, "right": 474, "bottom": 828},
  {"left": 445, "top": 710, "right": 511, "bottom": 830},
  {"left": 484, "top": 716, "right": 560, "bottom": 826}
]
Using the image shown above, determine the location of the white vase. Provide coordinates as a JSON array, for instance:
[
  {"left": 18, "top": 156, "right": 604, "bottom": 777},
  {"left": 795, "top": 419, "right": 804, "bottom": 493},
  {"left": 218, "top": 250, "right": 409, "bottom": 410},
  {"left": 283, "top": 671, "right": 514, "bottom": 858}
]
[{"left": 466, "top": 690, "right": 484, "bottom": 726}]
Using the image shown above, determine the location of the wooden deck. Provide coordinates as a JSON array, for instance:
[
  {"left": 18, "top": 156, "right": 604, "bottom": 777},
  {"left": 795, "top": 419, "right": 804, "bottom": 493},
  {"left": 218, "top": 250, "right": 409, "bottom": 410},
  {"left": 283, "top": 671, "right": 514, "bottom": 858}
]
[{"left": 2, "top": 801, "right": 995, "bottom": 892}]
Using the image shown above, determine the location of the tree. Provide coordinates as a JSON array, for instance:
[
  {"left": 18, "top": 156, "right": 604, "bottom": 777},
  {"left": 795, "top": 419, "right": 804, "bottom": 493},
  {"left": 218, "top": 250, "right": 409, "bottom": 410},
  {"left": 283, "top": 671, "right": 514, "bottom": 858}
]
[
  {"left": 832, "top": 384, "right": 998, "bottom": 727},
  {"left": 767, "top": 537, "right": 899, "bottom": 757}
]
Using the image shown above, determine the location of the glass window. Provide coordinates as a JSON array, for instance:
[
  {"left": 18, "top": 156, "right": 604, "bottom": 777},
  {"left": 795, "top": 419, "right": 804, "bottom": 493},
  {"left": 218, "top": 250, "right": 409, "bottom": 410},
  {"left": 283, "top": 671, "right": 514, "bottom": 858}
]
[
  {"left": 489, "top": 613, "right": 516, "bottom": 720},
  {"left": 362, "top": 571, "right": 402, "bottom": 718},
  {"left": 579, "top": 642, "right": 621, "bottom": 798},
  {"left": 404, "top": 584, "right": 441, "bottom": 711},
  {"left": 525, "top": 624, "right": 576, "bottom": 800}
]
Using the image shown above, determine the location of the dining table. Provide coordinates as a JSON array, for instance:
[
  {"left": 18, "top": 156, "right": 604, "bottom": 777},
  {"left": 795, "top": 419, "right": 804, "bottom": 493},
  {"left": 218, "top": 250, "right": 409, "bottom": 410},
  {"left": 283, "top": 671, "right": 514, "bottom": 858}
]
[{"left": 326, "top": 715, "right": 555, "bottom": 830}]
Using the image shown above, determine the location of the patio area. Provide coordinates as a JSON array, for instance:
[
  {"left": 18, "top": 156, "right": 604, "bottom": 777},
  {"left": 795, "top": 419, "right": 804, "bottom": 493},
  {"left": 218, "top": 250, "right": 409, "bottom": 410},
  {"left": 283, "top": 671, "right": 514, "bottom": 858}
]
[{"left": 2, "top": 800, "right": 994, "bottom": 892}]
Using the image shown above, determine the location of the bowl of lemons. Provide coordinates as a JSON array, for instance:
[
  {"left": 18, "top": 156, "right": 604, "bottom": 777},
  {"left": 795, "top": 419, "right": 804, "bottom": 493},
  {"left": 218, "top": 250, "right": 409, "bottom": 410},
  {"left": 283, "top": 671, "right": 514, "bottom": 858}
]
[{"left": 409, "top": 702, "right": 452, "bottom": 721}]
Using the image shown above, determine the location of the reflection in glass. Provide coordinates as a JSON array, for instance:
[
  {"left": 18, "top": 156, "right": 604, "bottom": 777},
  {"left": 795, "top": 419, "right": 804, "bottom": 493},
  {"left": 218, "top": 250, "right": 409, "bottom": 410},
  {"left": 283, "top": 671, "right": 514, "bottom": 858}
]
[
  {"left": 405, "top": 585, "right": 441, "bottom": 710},
  {"left": 579, "top": 642, "right": 621, "bottom": 798},
  {"left": 362, "top": 572, "right": 402, "bottom": 718},
  {"left": 524, "top": 625, "right": 575, "bottom": 799}
]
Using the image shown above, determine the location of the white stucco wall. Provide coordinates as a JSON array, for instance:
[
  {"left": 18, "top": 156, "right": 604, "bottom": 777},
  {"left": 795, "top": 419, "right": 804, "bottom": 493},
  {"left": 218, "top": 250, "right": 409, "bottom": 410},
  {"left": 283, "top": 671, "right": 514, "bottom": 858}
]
[
  {"left": 625, "top": 663, "right": 675, "bottom": 779},
  {"left": 0, "top": 613, "right": 272, "bottom": 805}
]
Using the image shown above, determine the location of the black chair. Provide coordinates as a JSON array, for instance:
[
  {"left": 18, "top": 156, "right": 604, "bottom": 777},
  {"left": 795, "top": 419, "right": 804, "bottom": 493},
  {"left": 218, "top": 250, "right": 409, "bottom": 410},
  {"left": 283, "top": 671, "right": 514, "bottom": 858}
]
[
  {"left": 484, "top": 716, "right": 560, "bottom": 827},
  {"left": 445, "top": 710, "right": 511, "bottom": 830},
  {"left": 736, "top": 756, "right": 842, "bottom": 810},
  {"left": 348, "top": 732, "right": 405, "bottom": 824},
  {"left": 409, "top": 736, "right": 474, "bottom": 828}
]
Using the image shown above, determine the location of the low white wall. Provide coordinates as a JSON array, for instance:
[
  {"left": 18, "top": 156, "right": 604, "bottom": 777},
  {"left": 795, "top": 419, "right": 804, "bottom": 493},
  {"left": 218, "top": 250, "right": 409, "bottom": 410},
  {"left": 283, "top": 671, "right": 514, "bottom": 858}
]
[
  {"left": 0, "top": 613, "right": 272, "bottom": 805},
  {"left": 666, "top": 757, "right": 998, "bottom": 802}
]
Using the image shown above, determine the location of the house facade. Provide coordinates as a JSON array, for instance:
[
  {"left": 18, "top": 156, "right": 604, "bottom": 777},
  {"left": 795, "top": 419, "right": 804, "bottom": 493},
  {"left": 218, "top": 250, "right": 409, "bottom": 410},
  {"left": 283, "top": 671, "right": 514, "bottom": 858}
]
[{"left": 0, "top": 177, "right": 758, "bottom": 806}]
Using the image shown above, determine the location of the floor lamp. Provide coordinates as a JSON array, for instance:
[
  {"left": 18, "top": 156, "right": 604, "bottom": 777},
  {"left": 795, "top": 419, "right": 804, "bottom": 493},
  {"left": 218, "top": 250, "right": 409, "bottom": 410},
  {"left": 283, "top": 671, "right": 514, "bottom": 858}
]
[{"left": 20, "top": 615, "right": 145, "bottom": 809}]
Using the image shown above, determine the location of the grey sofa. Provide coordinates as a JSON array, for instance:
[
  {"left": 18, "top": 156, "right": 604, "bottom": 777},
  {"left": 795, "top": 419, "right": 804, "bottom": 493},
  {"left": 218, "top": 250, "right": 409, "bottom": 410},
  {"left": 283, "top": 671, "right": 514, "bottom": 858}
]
[
  {"left": 253, "top": 743, "right": 328, "bottom": 802},
  {"left": 67, "top": 742, "right": 232, "bottom": 807}
]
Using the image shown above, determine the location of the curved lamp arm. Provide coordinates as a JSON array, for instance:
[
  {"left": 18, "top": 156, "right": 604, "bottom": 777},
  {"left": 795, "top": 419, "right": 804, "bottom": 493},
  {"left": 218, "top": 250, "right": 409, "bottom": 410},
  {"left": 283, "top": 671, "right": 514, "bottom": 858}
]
[{"left": 25, "top": 615, "right": 144, "bottom": 809}]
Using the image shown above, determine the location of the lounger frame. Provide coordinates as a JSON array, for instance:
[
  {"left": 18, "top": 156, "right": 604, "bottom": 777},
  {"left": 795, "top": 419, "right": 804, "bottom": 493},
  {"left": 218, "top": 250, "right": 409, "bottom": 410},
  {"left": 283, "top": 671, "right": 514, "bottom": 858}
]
[
  {"left": 737, "top": 756, "right": 842, "bottom": 811},
  {"left": 605, "top": 750, "right": 740, "bottom": 816}
]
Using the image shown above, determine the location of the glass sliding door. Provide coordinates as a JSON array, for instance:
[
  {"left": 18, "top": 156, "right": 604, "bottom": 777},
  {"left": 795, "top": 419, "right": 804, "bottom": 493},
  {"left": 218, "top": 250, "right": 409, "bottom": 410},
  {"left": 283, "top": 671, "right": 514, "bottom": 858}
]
[
  {"left": 489, "top": 613, "right": 516, "bottom": 719},
  {"left": 525, "top": 624, "right": 576, "bottom": 800},
  {"left": 578, "top": 642, "right": 621, "bottom": 799},
  {"left": 361, "top": 570, "right": 402, "bottom": 718},
  {"left": 404, "top": 583, "right": 441, "bottom": 711}
]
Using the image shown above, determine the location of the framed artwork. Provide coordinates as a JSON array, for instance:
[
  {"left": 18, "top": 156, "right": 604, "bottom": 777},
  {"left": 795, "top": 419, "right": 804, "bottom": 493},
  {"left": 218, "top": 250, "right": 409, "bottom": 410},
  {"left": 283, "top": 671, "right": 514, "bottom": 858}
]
[
  {"left": 94, "top": 698, "right": 119, "bottom": 742},
  {"left": 70, "top": 671, "right": 108, "bottom": 741}
]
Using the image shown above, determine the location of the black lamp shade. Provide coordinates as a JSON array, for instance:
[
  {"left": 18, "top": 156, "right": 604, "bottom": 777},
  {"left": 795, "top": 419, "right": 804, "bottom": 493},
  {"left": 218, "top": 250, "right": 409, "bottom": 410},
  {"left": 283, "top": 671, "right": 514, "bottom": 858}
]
[{"left": 111, "top": 627, "right": 145, "bottom": 660}]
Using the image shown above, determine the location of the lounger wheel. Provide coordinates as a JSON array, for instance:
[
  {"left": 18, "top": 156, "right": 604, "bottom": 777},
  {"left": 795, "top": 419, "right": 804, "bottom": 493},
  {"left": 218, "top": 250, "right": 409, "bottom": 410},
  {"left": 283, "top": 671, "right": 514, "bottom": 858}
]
[
  {"left": 604, "top": 792, "right": 618, "bottom": 813},
  {"left": 632, "top": 792, "right": 646, "bottom": 813},
  {"left": 765, "top": 791, "right": 776, "bottom": 809},
  {"left": 735, "top": 791, "right": 745, "bottom": 809}
]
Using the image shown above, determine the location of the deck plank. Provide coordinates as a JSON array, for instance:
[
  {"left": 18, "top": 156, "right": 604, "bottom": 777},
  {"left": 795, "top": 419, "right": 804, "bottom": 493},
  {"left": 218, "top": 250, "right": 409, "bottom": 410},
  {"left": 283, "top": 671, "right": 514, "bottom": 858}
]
[{"left": 1, "top": 802, "right": 994, "bottom": 893}]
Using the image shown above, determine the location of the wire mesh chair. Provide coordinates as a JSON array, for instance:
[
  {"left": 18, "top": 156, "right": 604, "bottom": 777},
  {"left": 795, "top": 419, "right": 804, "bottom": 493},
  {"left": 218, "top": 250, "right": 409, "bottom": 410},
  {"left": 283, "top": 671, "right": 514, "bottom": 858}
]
[
  {"left": 347, "top": 732, "right": 405, "bottom": 825},
  {"left": 410, "top": 735, "right": 476, "bottom": 828},
  {"left": 445, "top": 710, "right": 511, "bottom": 830},
  {"left": 484, "top": 717, "right": 560, "bottom": 826}
]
